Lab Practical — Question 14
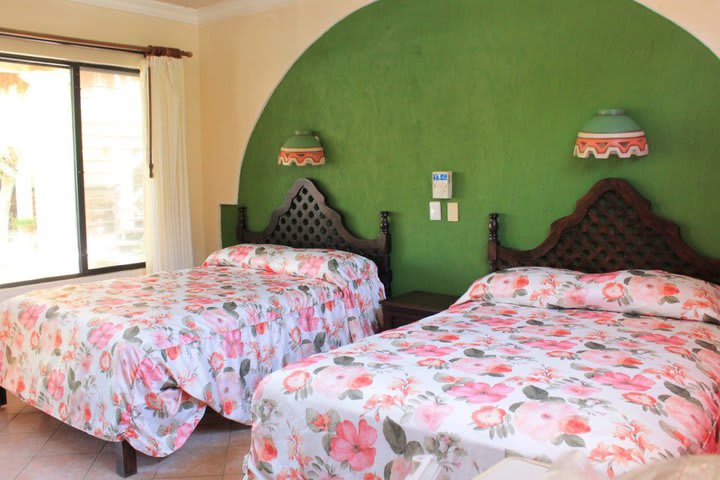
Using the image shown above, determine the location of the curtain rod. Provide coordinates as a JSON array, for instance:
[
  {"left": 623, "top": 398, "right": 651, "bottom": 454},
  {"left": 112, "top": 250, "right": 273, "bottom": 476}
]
[{"left": 0, "top": 27, "right": 193, "bottom": 58}]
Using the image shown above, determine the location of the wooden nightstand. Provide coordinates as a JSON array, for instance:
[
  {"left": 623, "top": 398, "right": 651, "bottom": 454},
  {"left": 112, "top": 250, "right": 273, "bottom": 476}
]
[{"left": 380, "top": 291, "right": 459, "bottom": 330}]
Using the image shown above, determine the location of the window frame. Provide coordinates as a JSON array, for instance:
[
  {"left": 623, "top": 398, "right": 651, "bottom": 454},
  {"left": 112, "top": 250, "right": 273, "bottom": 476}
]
[{"left": 0, "top": 52, "right": 146, "bottom": 289}]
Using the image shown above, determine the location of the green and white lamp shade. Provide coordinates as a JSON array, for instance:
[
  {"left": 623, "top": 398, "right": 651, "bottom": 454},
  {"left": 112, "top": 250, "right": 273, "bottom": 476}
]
[
  {"left": 278, "top": 131, "right": 326, "bottom": 166},
  {"left": 573, "top": 109, "right": 649, "bottom": 159}
]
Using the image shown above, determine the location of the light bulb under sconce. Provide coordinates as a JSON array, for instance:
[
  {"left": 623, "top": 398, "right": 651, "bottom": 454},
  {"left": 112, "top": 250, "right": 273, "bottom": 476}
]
[
  {"left": 278, "top": 130, "right": 326, "bottom": 166},
  {"left": 574, "top": 109, "right": 649, "bottom": 159}
]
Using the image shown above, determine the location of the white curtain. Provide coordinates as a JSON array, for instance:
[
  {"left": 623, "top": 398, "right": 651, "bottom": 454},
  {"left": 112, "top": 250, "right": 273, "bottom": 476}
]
[{"left": 141, "top": 56, "right": 193, "bottom": 273}]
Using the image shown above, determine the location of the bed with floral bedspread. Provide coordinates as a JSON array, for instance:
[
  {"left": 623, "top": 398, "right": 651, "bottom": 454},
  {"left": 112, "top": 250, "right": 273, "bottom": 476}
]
[
  {"left": 0, "top": 244, "right": 385, "bottom": 457},
  {"left": 244, "top": 267, "right": 720, "bottom": 479}
]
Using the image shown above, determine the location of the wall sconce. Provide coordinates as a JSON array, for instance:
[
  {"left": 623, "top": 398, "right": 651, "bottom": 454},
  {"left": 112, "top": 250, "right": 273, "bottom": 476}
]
[
  {"left": 573, "top": 109, "right": 648, "bottom": 159},
  {"left": 278, "top": 130, "right": 325, "bottom": 166}
]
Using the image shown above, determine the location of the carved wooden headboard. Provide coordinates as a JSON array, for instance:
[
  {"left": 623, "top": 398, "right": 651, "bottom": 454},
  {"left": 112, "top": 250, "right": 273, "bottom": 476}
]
[
  {"left": 236, "top": 178, "right": 393, "bottom": 295},
  {"left": 488, "top": 178, "right": 720, "bottom": 285}
]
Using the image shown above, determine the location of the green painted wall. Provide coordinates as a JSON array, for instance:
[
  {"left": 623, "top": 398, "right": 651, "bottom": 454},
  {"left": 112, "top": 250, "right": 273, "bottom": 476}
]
[{"left": 224, "top": 0, "right": 720, "bottom": 296}]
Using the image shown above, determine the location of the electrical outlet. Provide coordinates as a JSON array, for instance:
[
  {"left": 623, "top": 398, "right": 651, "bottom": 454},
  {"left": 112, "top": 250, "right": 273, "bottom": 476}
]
[
  {"left": 447, "top": 202, "right": 459, "bottom": 222},
  {"left": 429, "top": 201, "right": 442, "bottom": 221}
]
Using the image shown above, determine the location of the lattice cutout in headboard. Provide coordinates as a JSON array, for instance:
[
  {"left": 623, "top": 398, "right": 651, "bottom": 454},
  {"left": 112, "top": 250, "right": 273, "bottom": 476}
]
[
  {"left": 489, "top": 178, "right": 720, "bottom": 285},
  {"left": 265, "top": 187, "right": 347, "bottom": 248},
  {"left": 237, "top": 178, "right": 392, "bottom": 294}
]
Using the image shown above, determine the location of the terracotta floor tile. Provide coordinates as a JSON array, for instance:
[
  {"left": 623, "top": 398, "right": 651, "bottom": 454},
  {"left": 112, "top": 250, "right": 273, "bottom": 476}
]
[
  {"left": 3, "top": 394, "right": 259, "bottom": 478},
  {"left": 21, "top": 404, "right": 44, "bottom": 414},
  {"left": 155, "top": 445, "right": 227, "bottom": 478},
  {"left": 182, "top": 427, "right": 231, "bottom": 450},
  {"left": 159, "top": 477, "right": 223, "bottom": 480},
  {"left": 224, "top": 430, "right": 251, "bottom": 475},
  {"left": 16, "top": 452, "right": 97, "bottom": 480},
  {"left": 98, "top": 442, "right": 116, "bottom": 455},
  {"left": 229, "top": 430, "right": 251, "bottom": 447},
  {"left": 0, "top": 408, "right": 18, "bottom": 430},
  {"left": 83, "top": 451, "right": 158, "bottom": 480},
  {"left": 5, "top": 393, "right": 27, "bottom": 413},
  {"left": 4, "top": 411, "right": 62, "bottom": 434},
  {"left": 223, "top": 451, "right": 247, "bottom": 475},
  {"left": 0, "top": 432, "right": 54, "bottom": 457},
  {"left": 223, "top": 475, "right": 245, "bottom": 480},
  {"left": 39, "top": 424, "right": 107, "bottom": 456},
  {"left": 0, "top": 454, "right": 33, "bottom": 478}
]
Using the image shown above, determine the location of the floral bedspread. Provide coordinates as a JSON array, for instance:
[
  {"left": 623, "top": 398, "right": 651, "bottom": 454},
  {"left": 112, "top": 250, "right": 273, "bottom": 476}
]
[
  {"left": 245, "top": 301, "right": 720, "bottom": 479},
  {"left": 0, "top": 248, "right": 384, "bottom": 457}
]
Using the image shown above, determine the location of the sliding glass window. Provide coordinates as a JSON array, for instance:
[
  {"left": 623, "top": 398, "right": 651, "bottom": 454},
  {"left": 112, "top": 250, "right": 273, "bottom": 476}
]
[{"left": 0, "top": 55, "right": 145, "bottom": 287}]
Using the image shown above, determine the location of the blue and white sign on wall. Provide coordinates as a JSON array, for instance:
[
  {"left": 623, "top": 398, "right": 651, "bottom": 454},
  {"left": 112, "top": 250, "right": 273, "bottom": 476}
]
[{"left": 432, "top": 171, "right": 452, "bottom": 199}]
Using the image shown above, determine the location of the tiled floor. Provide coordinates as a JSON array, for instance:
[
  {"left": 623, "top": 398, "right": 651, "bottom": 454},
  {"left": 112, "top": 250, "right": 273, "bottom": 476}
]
[{"left": 0, "top": 394, "right": 251, "bottom": 480}]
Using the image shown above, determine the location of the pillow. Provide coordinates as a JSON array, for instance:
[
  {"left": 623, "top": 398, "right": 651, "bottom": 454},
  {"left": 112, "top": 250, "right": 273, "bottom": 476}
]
[
  {"left": 455, "top": 266, "right": 577, "bottom": 309},
  {"left": 202, "top": 244, "right": 382, "bottom": 291},
  {"left": 455, "top": 266, "right": 720, "bottom": 323}
]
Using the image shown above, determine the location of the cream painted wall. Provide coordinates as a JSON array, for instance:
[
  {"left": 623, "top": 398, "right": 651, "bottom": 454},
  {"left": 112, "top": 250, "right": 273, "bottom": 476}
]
[
  {"left": 639, "top": 0, "right": 720, "bottom": 58},
  {"left": 0, "top": 0, "right": 207, "bottom": 264},
  {"left": 198, "top": 0, "right": 374, "bottom": 254},
  {"left": 197, "top": 0, "right": 720, "bottom": 257}
]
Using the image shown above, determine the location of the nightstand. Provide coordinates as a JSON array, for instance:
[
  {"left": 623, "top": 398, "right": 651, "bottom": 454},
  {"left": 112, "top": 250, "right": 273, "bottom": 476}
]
[{"left": 380, "top": 291, "right": 459, "bottom": 330}]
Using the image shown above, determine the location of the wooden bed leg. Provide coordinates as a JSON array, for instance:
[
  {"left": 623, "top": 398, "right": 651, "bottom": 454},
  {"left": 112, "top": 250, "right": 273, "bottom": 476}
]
[
  {"left": 0, "top": 386, "right": 6, "bottom": 407},
  {"left": 115, "top": 440, "right": 138, "bottom": 478}
]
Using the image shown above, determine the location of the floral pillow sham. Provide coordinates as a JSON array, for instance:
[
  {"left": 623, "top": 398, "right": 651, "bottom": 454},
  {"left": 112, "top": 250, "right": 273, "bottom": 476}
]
[
  {"left": 203, "top": 244, "right": 382, "bottom": 292},
  {"left": 455, "top": 266, "right": 720, "bottom": 323}
]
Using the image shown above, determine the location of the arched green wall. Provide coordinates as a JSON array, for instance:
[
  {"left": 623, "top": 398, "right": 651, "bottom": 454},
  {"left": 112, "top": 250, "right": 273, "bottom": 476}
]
[{"left": 223, "top": 0, "right": 720, "bottom": 295}]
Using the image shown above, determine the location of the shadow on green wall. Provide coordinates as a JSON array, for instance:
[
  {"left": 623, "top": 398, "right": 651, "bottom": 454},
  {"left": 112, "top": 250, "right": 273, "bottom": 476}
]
[{"left": 225, "top": 0, "right": 720, "bottom": 295}]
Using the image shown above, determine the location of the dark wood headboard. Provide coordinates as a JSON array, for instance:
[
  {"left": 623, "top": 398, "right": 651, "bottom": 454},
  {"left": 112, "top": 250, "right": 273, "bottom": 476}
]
[
  {"left": 236, "top": 178, "right": 393, "bottom": 295},
  {"left": 488, "top": 178, "right": 720, "bottom": 285}
]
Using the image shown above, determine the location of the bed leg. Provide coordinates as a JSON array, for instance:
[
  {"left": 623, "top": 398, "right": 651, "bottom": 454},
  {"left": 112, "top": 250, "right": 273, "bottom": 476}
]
[
  {"left": 115, "top": 440, "right": 138, "bottom": 478},
  {"left": 0, "top": 386, "right": 6, "bottom": 407}
]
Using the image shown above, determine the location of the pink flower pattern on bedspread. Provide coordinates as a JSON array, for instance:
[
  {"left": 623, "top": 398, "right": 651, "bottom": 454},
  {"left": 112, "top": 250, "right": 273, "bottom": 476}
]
[
  {"left": 0, "top": 245, "right": 384, "bottom": 456},
  {"left": 245, "top": 302, "right": 720, "bottom": 479}
]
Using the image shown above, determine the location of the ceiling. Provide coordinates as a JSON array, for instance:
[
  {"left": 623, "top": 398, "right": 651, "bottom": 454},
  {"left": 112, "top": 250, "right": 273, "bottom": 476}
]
[
  {"left": 68, "top": 0, "right": 300, "bottom": 23},
  {"left": 154, "top": 0, "right": 227, "bottom": 8}
]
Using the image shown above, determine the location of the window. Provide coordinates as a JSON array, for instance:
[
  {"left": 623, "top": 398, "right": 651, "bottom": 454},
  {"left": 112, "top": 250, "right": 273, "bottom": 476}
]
[{"left": 0, "top": 55, "right": 145, "bottom": 287}]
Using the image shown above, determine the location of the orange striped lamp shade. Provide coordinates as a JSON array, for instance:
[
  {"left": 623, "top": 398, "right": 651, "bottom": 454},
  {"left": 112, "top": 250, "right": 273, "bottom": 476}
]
[
  {"left": 278, "top": 130, "right": 326, "bottom": 166},
  {"left": 574, "top": 109, "right": 649, "bottom": 159}
]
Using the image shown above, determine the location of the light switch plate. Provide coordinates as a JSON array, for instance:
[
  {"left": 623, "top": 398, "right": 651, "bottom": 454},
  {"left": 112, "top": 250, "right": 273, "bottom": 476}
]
[
  {"left": 429, "top": 201, "right": 442, "bottom": 221},
  {"left": 447, "top": 202, "right": 459, "bottom": 222}
]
